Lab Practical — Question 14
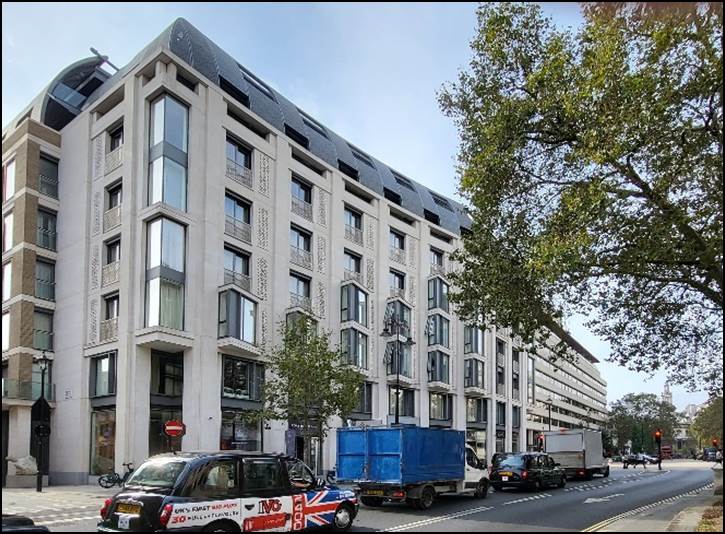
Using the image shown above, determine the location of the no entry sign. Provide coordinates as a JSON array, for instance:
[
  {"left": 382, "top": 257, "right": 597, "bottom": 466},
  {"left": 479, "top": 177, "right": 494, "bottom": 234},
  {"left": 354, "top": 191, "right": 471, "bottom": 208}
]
[{"left": 163, "top": 420, "right": 186, "bottom": 438}]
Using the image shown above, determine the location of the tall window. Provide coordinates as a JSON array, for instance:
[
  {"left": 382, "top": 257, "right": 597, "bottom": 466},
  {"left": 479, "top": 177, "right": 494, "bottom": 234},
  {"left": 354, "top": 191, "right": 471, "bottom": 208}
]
[
  {"left": 35, "top": 260, "right": 55, "bottom": 301},
  {"left": 226, "top": 137, "right": 252, "bottom": 169},
  {"left": 496, "top": 402, "right": 506, "bottom": 426},
  {"left": 37, "top": 209, "right": 57, "bottom": 251},
  {"left": 389, "top": 229, "right": 405, "bottom": 250},
  {"left": 496, "top": 339, "right": 506, "bottom": 395},
  {"left": 464, "top": 325, "right": 483, "bottom": 354},
  {"left": 2, "top": 262, "right": 11, "bottom": 302},
  {"left": 109, "top": 126, "right": 124, "bottom": 151},
  {"left": 344, "top": 207, "right": 361, "bottom": 230},
  {"left": 427, "top": 351, "right": 450, "bottom": 383},
  {"left": 145, "top": 218, "right": 185, "bottom": 330},
  {"left": 527, "top": 356, "right": 536, "bottom": 404},
  {"left": 512, "top": 406, "right": 521, "bottom": 428},
  {"left": 225, "top": 194, "right": 251, "bottom": 224},
  {"left": 289, "top": 226, "right": 311, "bottom": 251},
  {"left": 105, "top": 294, "right": 119, "bottom": 320},
  {"left": 344, "top": 250, "right": 361, "bottom": 274},
  {"left": 289, "top": 272, "right": 310, "bottom": 299},
  {"left": 291, "top": 177, "right": 312, "bottom": 203},
  {"left": 464, "top": 359, "right": 484, "bottom": 388},
  {"left": 389, "top": 270, "right": 405, "bottom": 291},
  {"left": 149, "top": 94, "right": 188, "bottom": 211},
  {"left": 385, "top": 300, "right": 411, "bottom": 337},
  {"left": 2, "top": 158, "right": 15, "bottom": 202},
  {"left": 39, "top": 155, "right": 59, "bottom": 199},
  {"left": 106, "top": 239, "right": 121, "bottom": 265},
  {"left": 108, "top": 183, "right": 122, "bottom": 209},
  {"left": 430, "top": 248, "right": 444, "bottom": 267},
  {"left": 2, "top": 312, "right": 9, "bottom": 351},
  {"left": 385, "top": 341, "right": 412, "bottom": 378},
  {"left": 151, "top": 353, "right": 183, "bottom": 396},
  {"left": 90, "top": 352, "right": 116, "bottom": 397},
  {"left": 427, "top": 314, "right": 450, "bottom": 347},
  {"left": 512, "top": 349, "right": 521, "bottom": 398},
  {"left": 222, "top": 356, "right": 263, "bottom": 401},
  {"left": 224, "top": 247, "right": 250, "bottom": 287},
  {"left": 354, "top": 383, "right": 373, "bottom": 414},
  {"left": 428, "top": 278, "right": 449, "bottom": 312},
  {"left": 430, "top": 393, "right": 453, "bottom": 421},
  {"left": 218, "top": 290, "right": 257, "bottom": 344},
  {"left": 341, "top": 328, "right": 368, "bottom": 369},
  {"left": 340, "top": 284, "right": 367, "bottom": 326},
  {"left": 2, "top": 213, "right": 12, "bottom": 252},
  {"left": 389, "top": 387, "right": 414, "bottom": 417},
  {"left": 33, "top": 309, "right": 53, "bottom": 350},
  {"left": 467, "top": 398, "right": 487, "bottom": 424}
]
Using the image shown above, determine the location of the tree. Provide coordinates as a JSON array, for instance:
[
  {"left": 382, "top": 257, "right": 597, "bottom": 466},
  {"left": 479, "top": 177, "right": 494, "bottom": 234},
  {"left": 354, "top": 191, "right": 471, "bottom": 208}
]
[
  {"left": 245, "top": 317, "right": 364, "bottom": 471},
  {"left": 690, "top": 396, "right": 723, "bottom": 447},
  {"left": 608, "top": 393, "right": 680, "bottom": 453},
  {"left": 439, "top": 3, "right": 723, "bottom": 393}
]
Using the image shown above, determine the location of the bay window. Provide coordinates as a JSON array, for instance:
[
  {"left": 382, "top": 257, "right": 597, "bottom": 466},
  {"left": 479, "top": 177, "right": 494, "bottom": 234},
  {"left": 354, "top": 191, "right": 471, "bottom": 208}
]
[
  {"left": 427, "top": 314, "right": 449, "bottom": 347},
  {"left": 427, "top": 351, "right": 450, "bottom": 383},
  {"left": 149, "top": 94, "right": 188, "bottom": 211},
  {"left": 341, "top": 328, "right": 368, "bottom": 369},
  {"left": 340, "top": 284, "right": 367, "bottom": 326},
  {"left": 145, "top": 218, "right": 185, "bottom": 330}
]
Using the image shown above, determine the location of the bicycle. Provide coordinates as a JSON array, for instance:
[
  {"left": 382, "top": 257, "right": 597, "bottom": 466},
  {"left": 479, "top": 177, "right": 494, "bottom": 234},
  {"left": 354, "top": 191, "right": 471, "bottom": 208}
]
[{"left": 98, "top": 462, "right": 134, "bottom": 488}]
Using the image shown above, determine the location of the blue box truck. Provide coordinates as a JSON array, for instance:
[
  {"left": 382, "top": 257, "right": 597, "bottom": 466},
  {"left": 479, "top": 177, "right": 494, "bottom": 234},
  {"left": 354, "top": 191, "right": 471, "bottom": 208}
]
[{"left": 336, "top": 426, "right": 489, "bottom": 510}]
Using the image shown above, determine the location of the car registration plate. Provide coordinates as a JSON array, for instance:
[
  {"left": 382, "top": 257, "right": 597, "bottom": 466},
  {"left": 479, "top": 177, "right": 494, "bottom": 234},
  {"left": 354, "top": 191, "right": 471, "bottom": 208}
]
[
  {"left": 501, "top": 476, "right": 509, "bottom": 481},
  {"left": 116, "top": 503, "right": 141, "bottom": 515},
  {"left": 499, "top": 472, "right": 512, "bottom": 476},
  {"left": 366, "top": 490, "right": 385, "bottom": 496}
]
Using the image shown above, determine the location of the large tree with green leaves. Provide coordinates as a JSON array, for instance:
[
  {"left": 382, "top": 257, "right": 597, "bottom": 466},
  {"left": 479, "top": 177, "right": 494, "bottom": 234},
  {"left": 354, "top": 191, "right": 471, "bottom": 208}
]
[
  {"left": 690, "top": 396, "right": 723, "bottom": 447},
  {"left": 245, "top": 317, "right": 363, "bottom": 471},
  {"left": 608, "top": 393, "right": 680, "bottom": 453},
  {"left": 439, "top": 2, "right": 723, "bottom": 393}
]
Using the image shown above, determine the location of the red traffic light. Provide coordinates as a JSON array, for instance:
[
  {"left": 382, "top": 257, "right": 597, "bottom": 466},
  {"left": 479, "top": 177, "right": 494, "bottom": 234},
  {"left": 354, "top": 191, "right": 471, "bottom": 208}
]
[
  {"left": 713, "top": 438, "right": 719, "bottom": 448},
  {"left": 654, "top": 430, "right": 662, "bottom": 439}
]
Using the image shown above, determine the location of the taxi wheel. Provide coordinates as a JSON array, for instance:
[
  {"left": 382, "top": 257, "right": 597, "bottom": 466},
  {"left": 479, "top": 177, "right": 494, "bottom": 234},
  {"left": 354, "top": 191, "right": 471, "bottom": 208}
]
[
  {"left": 474, "top": 479, "right": 489, "bottom": 499},
  {"left": 332, "top": 503, "right": 354, "bottom": 531},
  {"left": 202, "top": 520, "right": 240, "bottom": 532}
]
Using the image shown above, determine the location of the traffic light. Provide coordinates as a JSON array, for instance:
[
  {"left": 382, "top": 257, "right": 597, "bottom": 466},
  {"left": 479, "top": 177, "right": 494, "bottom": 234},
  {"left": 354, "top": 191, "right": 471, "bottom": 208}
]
[
  {"left": 537, "top": 434, "right": 545, "bottom": 451},
  {"left": 713, "top": 438, "right": 719, "bottom": 448},
  {"left": 654, "top": 429, "right": 662, "bottom": 445}
]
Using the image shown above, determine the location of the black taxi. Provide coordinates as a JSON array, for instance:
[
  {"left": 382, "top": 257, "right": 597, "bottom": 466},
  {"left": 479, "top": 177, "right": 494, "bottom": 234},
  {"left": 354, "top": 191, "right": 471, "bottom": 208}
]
[
  {"left": 97, "top": 452, "right": 358, "bottom": 532},
  {"left": 489, "top": 452, "right": 566, "bottom": 491}
]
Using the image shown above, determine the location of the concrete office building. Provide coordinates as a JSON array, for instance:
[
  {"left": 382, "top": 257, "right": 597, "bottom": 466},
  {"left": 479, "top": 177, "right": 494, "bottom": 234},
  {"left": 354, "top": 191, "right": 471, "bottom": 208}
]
[{"left": 2, "top": 18, "right": 604, "bottom": 485}]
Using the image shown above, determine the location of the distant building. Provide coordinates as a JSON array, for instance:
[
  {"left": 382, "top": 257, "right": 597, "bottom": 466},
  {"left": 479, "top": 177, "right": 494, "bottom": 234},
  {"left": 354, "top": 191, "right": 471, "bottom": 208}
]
[{"left": 661, "top": 382, "right": 673, "bottom": 407}]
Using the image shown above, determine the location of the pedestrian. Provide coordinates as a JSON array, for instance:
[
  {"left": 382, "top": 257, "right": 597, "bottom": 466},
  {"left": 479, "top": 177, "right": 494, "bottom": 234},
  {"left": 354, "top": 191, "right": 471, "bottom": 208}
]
[{"left": 716, "top": 450, "right": 723, "bottom": 464}]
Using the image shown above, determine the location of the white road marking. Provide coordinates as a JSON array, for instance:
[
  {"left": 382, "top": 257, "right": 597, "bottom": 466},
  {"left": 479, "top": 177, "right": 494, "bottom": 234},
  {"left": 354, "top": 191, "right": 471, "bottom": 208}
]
[
  {"left": 382, "top": 505, "right": 494, "bottom": 532},
  {"left": 36, "top": 514, "right": 100, "bottom": 526},
  {"left": 502, "top": 493, "right": 552, "bottom": 506},
  {"left": 583, "top": 493, "right": 625, "bottom": 504}
]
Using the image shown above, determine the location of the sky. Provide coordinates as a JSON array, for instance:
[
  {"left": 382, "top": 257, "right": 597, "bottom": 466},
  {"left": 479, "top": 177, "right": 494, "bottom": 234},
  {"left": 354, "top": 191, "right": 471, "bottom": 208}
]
[{"left": 2, "top": 2, "right": 709, "bottom": 411}]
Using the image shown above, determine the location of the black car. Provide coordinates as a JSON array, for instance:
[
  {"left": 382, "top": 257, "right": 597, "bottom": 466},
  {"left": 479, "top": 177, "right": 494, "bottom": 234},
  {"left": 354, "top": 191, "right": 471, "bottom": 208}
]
[
  {"left": 489, "top": 452, "right": 566, "bottom": 491},
  {"left": 96, "top": 451, "right": 358, "bottom": 532},
  {"left": 2, "top": 515, "right": 50, "bottom": 533}
]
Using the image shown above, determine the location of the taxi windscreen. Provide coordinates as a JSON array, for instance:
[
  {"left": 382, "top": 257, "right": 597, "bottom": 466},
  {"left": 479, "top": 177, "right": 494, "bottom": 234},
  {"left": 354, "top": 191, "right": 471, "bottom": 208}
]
[{"left": 125, "top": 459, "right": 187, "bottom": 488}]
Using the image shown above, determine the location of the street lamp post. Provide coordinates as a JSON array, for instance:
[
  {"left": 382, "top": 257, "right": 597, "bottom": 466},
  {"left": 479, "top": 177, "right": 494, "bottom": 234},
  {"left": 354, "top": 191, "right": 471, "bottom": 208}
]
[
  {"left": 36, "top": 351, "right": 50, "bottom": 493},
  {"left": 382, "top": 307, "right": 414, "bottom": 426},
  {"left": 546, "top": 397, "right": 553, "bottom": 432}
]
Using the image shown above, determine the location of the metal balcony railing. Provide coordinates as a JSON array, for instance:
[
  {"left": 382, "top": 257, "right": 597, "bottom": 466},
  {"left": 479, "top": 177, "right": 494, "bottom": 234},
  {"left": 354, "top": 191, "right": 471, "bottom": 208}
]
[
  {"left": 103, "top": 205, "right": 121, "bottom": 232},
  {"left": 225, "top": 158, "right": 253, "bottom": 190},
  {"left": 105, "top": 146, "right": 123, "bottom": 174},
  {"left": 224, "top": 215, "right": 252, "bottom": 245},
  {"left": 389, "top": 246, "right": 406, "bottom": 265},
  {"left": 389, "top": 287, "right": 406, "bottom": 300},
  {"left": 35, "top": 279, "right": 55, "bottom": 301},
  {"left": 344, "top": 269, "right": 362, "bottom": 284},
  {"left": 291, "top": 196, "right": 313, "bottom": 222},
  {"left": 430, "top": 263, "right": 446, "bottom": 276},
  {"left": 33, "top": 330, "right": 53, "bottom": 351},
  {"left": 496, "top": 383, "right": 506, "bottom": 396},
  {"left": 39, "top": 174, "right": 58, "bottom": 199},
  {"left": 289, "top": 292, "right": 312, "bottom": 312},
  {"left": 100, "top": 317, "right": 118, "bottom": 342},
  {"left": 37, "top": 228, "right": 57, "bottom": 251},
  {"left": 290, "top": 245, "right": 312, "bottom": 270},
  {"left": 224, "top": 268, "right": 251, "bottom": 292},
  {"left": 102, "top": 261, "right": 120, "bottom": 286},
  {"left": 345, "top": 224, "right": 363, "bottom": 246},
  {"left": 2, "top": 379, "right": 55, "bottom": 402}
]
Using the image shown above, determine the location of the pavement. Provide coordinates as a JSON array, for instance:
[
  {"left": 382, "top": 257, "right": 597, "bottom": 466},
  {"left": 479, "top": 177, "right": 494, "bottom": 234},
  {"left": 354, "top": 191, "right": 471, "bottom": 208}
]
[{"left": 0, "top": 459, "right": 717, "bottom": 532}]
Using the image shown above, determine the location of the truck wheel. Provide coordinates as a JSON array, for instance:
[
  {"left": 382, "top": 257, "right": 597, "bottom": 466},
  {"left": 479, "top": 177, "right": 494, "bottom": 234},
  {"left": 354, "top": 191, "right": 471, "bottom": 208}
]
[
  {"left": 557, "top": 476, "right": 566, "bottom": 488},
  {"left": 603, "top": 466, "right": 610, "bottom": 478},
  {"left": 585, "top": 470, "right": 594, "bottom": 481},
  {"left": 474, "top": 479, "right": 489, "bottom": 499},
  {"left": 360, "top": 497, "right": 384, "bottom": 507},
  {"left": 332, "top": 503, "right": 354, "bottom": 531},
  {"left": 417, "top": 487, "right": 436, "bottom": 510}
]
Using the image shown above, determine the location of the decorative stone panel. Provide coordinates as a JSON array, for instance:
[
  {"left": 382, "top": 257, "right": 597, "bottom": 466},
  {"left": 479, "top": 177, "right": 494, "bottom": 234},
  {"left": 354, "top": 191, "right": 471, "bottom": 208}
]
[
  {"left": 261, "top": 309, "right": 270, "bottom": 347},
  {"left": 318, "top": 191, "right": 328, "bottom": 228},
  {"left": 366, "top": 258, "right": 375, "bottom": 292},
  {"left": 257, "top": 208, "right": 270, "bottom": 250},
  {"left": 92, "top": 135, "right": 104, "bottom": 180},
  {"left": 409, "top": 240, "right": 417, "bottom": 270},
  {"left": 92, "top": 191, "right": 102, "bottom": 236},
  {"left": 89, "top": 243, "right": 101, "bottom": 290},
  {"left": 366, "top": 221, "right": 375, "bottom": 250},
  {"left": 409, "top": 277, "right": 417, "bottom": 307},
  {"left": 317, "top": 281, "right": 327, "bottom": 319},
  {"left": 317, "top": 236, "right": 327, "bottom": 273},
  {"left": 257, "top": 257, "right": 269, "bottom": 300},
  {"left": 257, "top": 152, "right": 271, "bottom": 198},
  {"left": 88, "top": 297, "right": 99, "bottom": 344}
]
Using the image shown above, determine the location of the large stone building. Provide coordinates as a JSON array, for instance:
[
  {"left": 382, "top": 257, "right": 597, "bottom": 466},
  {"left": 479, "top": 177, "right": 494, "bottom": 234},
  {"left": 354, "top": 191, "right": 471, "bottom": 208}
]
[{"left": 2, "top": 18, "right": 606, "bottom": 486}]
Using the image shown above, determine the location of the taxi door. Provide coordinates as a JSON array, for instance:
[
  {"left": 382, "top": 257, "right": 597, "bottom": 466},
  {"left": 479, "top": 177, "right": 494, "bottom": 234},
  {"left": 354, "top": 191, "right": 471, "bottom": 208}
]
[{"left": 239, "top": 457, "right": 295, "bottom": 532}]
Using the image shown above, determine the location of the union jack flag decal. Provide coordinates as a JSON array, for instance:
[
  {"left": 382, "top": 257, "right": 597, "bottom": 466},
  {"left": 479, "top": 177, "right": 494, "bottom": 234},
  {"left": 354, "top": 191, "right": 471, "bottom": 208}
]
[{"left": 291, "top": 489, "right": 343, "bottom": 530}]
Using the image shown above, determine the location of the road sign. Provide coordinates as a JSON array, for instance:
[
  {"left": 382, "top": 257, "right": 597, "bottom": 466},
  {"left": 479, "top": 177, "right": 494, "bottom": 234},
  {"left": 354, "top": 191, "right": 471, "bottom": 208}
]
[{"left": 163, "top": 420, "right": 186, "bottom": 438}]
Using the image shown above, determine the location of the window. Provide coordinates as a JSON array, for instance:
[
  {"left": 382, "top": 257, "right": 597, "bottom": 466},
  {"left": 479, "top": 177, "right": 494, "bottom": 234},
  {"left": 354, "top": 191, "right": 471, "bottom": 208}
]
[
  {"left": 239, "top": 295, "right": 256, "bottom": 344},
  {"left": 226, "top": 137, "right": 251, "bottom": 169},
  {"left": 384, "top": 300, "right": 411, "bottom": 337},
  {"left": 389, "top": 229, "right": 405, "bottom": 250},
  {"left": 389, "top": 270, "right": 405, "bottom": 291},
  {"left": 427, "top": 351, "right": 450, "bottom": 383},
  {"left": 90, "top": 409, "right": 116, "bottom": 475},
  {"left": 291, "top": 177, "right": 311, "bottom": 203},
  {"left": 2, "top": 312, "right": 9, "bottom": 351},
  {"left": 340, "top": 284, "right": 367, "bottom": 326},
  {"left": 91, "top": 352, "right": 116, "bottom": 397},
  {"left": 39, "top": 156, "right": 58, "bottom": 199},
  {"left": 527, "top": 356, "right": 536, "bottom": 404},
  {"left": 33, "top": 309, "right": 53, "bottom": 350},
  {"left": 147, "top": 218, "right": 185, "bottom": 272},
  {"left": 298, "top": 108, "right": 328, "bottom": 138},
  {"left": 149, "top": 156, "right": 187, "bottom": 211},
  {"left": 512, "top": 406, "right": 521, "bottom": 428},
  {"left": 222, "top": 356, "right": 264, "bottom": 401},
  {"left": 109, "top": 126, "right": 124, "bottom": 151},
  {"left": 289, "top": 272, "right": 310, "bottom": 298},
  {"left": 464, "top": 359, "right": 485, "bottom": 388},
  {"left": 464, "top": 326, "right": 483, "bottom": 354},
  {"left": 392, "top": 172, "right": 415, "bottom": 191},
  {"left": 146, "top": 278, "right": 184, "bottom": 329},
  {"left": 467, "top": 398, "right": 487, "bottom": 424},
  {"left": 2, "top": 158, "right": 15, "bottom": 201},
  {"left": 349, "top": 145, "right": 375, "bottom": 168},
  {"left": 2, "top": 262, "right": 11, "bottom": 301},
  {"left": 105, "top": 294, "right": 119, "bottom": 320},
  {"left": 37, "top": 209, "right": 57, "bottom": 251},
  {"left": 289, "top": 226, "right": 311, "bottom": 252},
  {"left": 242, "top": 458, "right": 286, "bottom": 494},
  {"left": 355, "top": 383, "right": 373, "bottom": 414},
  {"left": 430, "top": 248, "right": 444, "bottom": 267},
  {"left": 344, "top": 207, "right": 361, "bottom": 230},
  {"left": 224, "top": 247, "right": 250, "bottom": 286},
  {"left": 344, "top": 251, "right": 361, "bottom": 274},
  {"left": 512, "top": 350, "right": 521, "bottom": 398},
  {"left": 385, "top": 341, "right": 412, "bottom": 378},
  {"left": 3, "top": 213, "right": 12, "bottom": 251},
  {"left": 151, "top": 353, "right": 183, "bottom": 396},
  {"left": 427, "top": 314, "right": 450, "bottom": 347},
  {"left": 106, "top": 239, "right": 121, "bottom": 265},
  {"left": 190, "top": 460, "right": 237, "bottom": 499},
  {"left": 225, "top": 194, "right": 251, "bottom": 224},
  {"left": 389, "top": 387, "right": 414, "bottom": 417},
  {"left": 108, "top": 183, "right": 122, "bottom": 209},
  {"left": 496, "top": 402, "right": 506, "bottom": 426},
  {"left": 218, "top": 290, "right": 257, "bottom": 344},
  {"left": 428, "top": 278, "right": 449, "bottom": 312},
  {"left": 220, "top": 411, "right": 262, "bottom": 451},
  {"left": 430, "top": 393, "right": 453, "bottom": 421},
  {"left": 146, "top": 218, "right": 185, "bottom": 330},
  {"left": 35, "top": 260, "right": 55, "bottom": 301},
  {"left": 341, "top": 328, "right": 368, "bottom": 369},
  {"left": 150, "top": 94, "right": 188, "bottom": 152}
]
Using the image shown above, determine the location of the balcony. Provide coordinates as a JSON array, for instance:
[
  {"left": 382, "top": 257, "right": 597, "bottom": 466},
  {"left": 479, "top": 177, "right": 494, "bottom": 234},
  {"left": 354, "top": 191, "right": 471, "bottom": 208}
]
[
  {"left": 2, "top": 379, "right": 55, "bottom": 402},
  {"left": 496, "top": 383, "right": 506, "bottom": 396},
  {"left": 39, "top": 174, "right": 59, "bottom": 199},
  {"left": 103, "top": 205, "right": 122, "bottom": 232},
  {"left": 291, "top": 196, "right": 313, "bottom": 222},
  {"left": 226, "top": 158, "right": 253, "bottom": 190},
  {"left": 37, "top": 229, "right": 57, "bottom": 251},
  {"left": 389, "top": 287, "right": 406, "bottom": 300},
  {"left": 345, "top": 224, "right": 363, "bottom": 246},
  {"left": 33, "top": 330, "right": 53, "bottom": 351},
  {"left": 35, "top": 279, "right": 55, "bottom": 301},
  {"left": 290, "top": 246, "right": 312, "bottom": 270},
  {"left": 224, "top": 268, "right": 251, "bottom": 292},
  {"left": 344, "top": 269, "right": 362, "bottom": 284},
  {"left": 102, "top": 261, "right": 120, "bottom": 286},
  {"left": 389, "top": 246, "right": 406, "bottom": 265},
  {"left": 225, "top": 215, "right": 252, "bottom": 245},
  {"left": 105, "top": 146, "right": 123, "bottom": 174},
  {"left": 430, "top": 263, "right": 446, "bottom": 277},
  {"left": 289, "top": 292, "right": 312, "bottom": 312},
  {"left": 100, "top": 317, "right": 119, "bottom": 342}
]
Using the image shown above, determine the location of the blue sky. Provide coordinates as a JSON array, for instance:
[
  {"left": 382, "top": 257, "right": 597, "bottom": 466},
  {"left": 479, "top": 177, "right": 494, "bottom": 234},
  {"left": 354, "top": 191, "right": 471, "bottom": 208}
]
[{"left": 2, "top": 2, "right": 708, "bottom": 410}]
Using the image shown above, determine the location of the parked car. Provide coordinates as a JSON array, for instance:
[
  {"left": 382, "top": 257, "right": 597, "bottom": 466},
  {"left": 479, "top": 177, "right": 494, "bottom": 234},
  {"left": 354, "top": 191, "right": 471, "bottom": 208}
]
[
  {"left": 96, "top": 451, "right": 358, "bottom": 532},
  {"left": 489, "top": 452, "right": 566, "bottom": 491},
  {"left": 2, "top": 515, "right": 50, "bottom": 533},
  {"left": 703, "top": 448, "right": 718, "bottom": 461},
  {"left": 643, "top": 454, "right": 660, "bottom": 464},
  {"left": 622, "top": 453, "right": 650, "bottom": 468}
]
